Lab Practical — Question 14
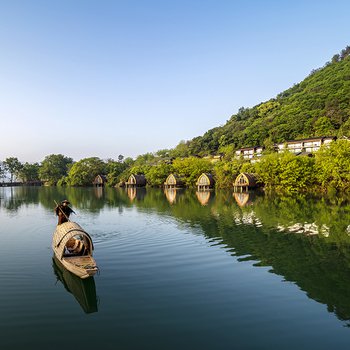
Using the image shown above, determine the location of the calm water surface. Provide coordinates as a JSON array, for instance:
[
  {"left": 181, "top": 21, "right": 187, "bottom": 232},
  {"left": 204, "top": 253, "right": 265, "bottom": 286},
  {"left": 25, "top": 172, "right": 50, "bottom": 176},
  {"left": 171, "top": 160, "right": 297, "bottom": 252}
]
[{"left": 1, "top": 186, "right": 350, "bottom": 349}]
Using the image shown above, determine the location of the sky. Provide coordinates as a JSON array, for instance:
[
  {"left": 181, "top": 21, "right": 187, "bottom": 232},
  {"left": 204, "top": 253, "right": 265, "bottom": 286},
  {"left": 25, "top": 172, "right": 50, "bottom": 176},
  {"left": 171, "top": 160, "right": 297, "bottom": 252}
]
[{"left": 0, "top": 0, "right": 350, "bottom": 163}]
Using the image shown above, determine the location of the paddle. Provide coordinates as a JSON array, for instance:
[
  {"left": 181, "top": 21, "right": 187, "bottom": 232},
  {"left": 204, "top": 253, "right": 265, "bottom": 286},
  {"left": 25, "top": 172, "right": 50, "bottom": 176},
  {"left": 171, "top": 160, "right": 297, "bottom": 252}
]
[{"left": 54, "top": 200, "right": 71, "bottom": 222}]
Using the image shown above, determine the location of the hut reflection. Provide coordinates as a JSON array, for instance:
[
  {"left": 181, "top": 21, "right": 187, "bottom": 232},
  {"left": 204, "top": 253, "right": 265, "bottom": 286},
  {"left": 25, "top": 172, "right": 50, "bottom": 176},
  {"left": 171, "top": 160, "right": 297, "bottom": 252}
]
[
  {"left": 164, "top": 188, "right": 184, "bottom": 204},
  {"left": 127, "top": 187, "right": 146, "bottom": 202},
  {"left": 196, "top": 191, "right": 211, "bottom": 206},
  {"left": 164, "top": 188, "right": 177, "bottom": 204},
  {"left": 93, "top": 186, "right": 104, "bottom": 199},
  {"left": 52, "top": 256, "right": 98, "bottom": 314},
  {"left": 233, "top": 192, "right": 256, "bottom": 207}
]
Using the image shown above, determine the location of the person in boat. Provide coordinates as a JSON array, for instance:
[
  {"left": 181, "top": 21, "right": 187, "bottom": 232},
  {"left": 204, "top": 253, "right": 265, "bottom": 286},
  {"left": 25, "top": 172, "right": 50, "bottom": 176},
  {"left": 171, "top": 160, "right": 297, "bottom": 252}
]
[{"left": 55, "top": 200, "right": 75, "bottom": 225}]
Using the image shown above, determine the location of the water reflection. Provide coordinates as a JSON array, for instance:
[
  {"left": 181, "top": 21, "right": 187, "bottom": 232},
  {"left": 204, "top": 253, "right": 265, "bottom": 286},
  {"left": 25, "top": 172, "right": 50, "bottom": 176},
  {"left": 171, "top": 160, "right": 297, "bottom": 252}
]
[
  {"left": 52, "top": 256, "right": 98, "bottom": 314},
  {"left": 276, "top": 222, "right": 330, "bottom": 236},
  {"left": 93, "top": 186, "right": 104, "bottom": 199},
  {"left": 233, "top": 192, "right": 254, "bottom": 207},
  {"left": 127, "top": 187, "right": 146, "bottom": 201},
  {"left": 165, "top": 188, "right": 176, "bottom": 204},
  {"left": 164, "top": 188, "right": 184, "bottom": 204},
  {"left": 3, "top": 186, "right": 350, "bottom": 322},
  {"left": 195, "top": 191, "right": 212, "bottom": 206}
]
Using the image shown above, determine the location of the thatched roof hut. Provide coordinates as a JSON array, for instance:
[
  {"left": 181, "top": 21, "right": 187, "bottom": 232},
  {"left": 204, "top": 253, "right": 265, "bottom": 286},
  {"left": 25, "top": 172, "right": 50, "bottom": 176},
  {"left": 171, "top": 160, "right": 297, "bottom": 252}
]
[
  {"left": 93, "top": 174, "right": 107, "bottom": 187},
  {"left": 164, "top": 174, "right": 184, "bottom": 188},
  {"left": 196, "top": 173, "right": 215, "bottom": 191},
  {"left": 125, "top": 174, "right": 147, "bottom": 187},
  {"left": 233, "top": 173, "right": 259, "bottom": 192}
]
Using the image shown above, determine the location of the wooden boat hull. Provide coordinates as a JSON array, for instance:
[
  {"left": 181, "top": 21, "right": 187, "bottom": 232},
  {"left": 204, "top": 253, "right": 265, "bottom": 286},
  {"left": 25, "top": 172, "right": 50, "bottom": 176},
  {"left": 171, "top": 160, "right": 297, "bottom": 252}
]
[
  {"left": 52, "top": 222, "right": 98, "bottom": 279},
  {"left": 60, "top": 255, "right": 98, "bottom": 279}
]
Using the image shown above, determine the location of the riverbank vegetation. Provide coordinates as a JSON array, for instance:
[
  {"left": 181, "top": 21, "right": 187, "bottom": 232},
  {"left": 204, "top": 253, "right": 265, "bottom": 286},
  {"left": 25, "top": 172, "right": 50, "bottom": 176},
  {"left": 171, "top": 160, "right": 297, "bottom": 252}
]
[
  {"left": 2, "top": 139, "right": 350, "bottom": 194},
  {"left": 1, "top": 47, "right": 350, "bottom": 194}
]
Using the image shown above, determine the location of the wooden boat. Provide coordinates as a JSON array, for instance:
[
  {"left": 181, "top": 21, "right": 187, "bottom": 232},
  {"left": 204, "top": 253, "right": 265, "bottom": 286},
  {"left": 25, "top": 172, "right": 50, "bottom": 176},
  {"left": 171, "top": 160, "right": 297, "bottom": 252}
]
[
  {"left": 52, "top": 221, "right": 98, "bottom": 279},
  {"left": 52, "top": 255, "right": 98, "bottom": 313}
]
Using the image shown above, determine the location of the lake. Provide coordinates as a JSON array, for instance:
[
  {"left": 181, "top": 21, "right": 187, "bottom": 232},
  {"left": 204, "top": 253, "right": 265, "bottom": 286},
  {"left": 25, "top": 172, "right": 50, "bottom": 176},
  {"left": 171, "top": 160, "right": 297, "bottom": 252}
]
[{"left": 1, "top": 186, "right": 350, "bottom": 349}]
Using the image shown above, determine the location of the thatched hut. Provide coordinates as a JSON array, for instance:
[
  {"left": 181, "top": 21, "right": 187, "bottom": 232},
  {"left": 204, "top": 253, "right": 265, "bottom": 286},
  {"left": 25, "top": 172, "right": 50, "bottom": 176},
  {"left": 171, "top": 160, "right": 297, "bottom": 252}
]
[
  {"left": 125, "top": 174, "right": 147, "bottom": 188},
  {"left": 93, "top": 174, "right": 107, "bottom": 187},
  {"left": 233, "top": 173, "right": 259, "bottom": 192},
  {"left": 164, "top": 174, "right": 184, "bottom": 188},
  {"left": 196, "top": 173, "right": 215, "bottom": 191}
]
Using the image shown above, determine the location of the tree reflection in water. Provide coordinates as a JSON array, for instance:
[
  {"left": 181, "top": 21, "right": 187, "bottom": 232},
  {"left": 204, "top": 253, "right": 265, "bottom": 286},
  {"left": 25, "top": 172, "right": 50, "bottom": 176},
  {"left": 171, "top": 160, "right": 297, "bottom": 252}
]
[{"left": 3, "top": 186, "right": 350, "bottom": 321}]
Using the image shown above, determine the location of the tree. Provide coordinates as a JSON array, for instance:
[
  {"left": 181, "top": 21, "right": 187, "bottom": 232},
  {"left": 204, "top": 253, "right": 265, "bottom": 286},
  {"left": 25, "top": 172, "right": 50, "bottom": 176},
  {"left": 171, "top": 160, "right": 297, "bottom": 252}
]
[
  {"left": 314, "top": 116, "right": 335, "bottom": 136},
  {"left": 340, "top": 46, "right": 350, "bottom": 60},
  {"left": 315, "top": 139, "right": 350, "bottom": 191},
  {"left": 18, "top": 162, "right": 40, "bottom": 182},
  {"left": 331, "top": 54, "right": 340, "bottom": 63},
  {"left": 118, "top": 154, "right": 124, "bottom": 163},
  {"left": 156, "top": 149, "right": 170, "bottom": 158},
  {"left": 3, "top": 157, "right": 23, "bottom": 182},
  {"left": 123, "top": 157, "right": 134, "bottom": 167},
  {"left": 169, "top": 140, "right": 190, "bottom": 158},
  {"left": 106, "top": 159, "right": 128, "bottom": 186},
  {"left": 172, "top": 157, "right": 212, "bottom": 187},
  {"left": 0, "top": 162, "right": 5, "bottom": 181},
  {"left": 252, "top": 152, "right": 316, "bottom": 193},
  {"left": 39, "top": 154, "right": 73, "bottom": 185},
  {"left": 66, "top": 157, "right": 107, "bottom": 186},
  {"left": 134, "top": 152, "right": 156, "bottom": 165},
  {"left": 213, "top": 159, "right": 242, "bottom": 188},
  {"left": 145, "top": 163, "right": 173, "bottom": 187}
]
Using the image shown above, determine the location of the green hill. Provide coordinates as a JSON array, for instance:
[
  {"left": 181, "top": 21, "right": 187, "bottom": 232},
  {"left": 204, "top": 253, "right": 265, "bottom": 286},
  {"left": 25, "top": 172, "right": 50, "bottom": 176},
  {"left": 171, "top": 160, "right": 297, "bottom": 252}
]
[{"left": 172, "top": 46, "right": 350, "bottom": 157}]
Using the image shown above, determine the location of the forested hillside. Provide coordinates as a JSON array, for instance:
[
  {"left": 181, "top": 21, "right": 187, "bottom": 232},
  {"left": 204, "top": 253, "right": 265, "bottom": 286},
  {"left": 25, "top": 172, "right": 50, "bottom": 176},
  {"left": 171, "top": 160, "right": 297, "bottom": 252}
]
[{"left": 170, "top": 46, "right": 350, "bottom": 157}]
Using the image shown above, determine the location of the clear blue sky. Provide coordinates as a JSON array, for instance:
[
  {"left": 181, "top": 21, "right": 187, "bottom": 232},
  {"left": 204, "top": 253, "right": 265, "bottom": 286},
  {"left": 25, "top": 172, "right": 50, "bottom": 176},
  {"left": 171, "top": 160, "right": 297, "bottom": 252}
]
[{"left": 0, "top": 0, "right": 349, "bottom": 162}]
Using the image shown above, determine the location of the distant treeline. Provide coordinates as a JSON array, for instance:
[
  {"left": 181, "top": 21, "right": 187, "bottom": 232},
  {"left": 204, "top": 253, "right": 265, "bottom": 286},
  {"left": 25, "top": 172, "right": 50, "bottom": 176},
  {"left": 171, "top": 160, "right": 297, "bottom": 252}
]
[{"left": 1, "top": 138, "right": 350, "bottom": 193}]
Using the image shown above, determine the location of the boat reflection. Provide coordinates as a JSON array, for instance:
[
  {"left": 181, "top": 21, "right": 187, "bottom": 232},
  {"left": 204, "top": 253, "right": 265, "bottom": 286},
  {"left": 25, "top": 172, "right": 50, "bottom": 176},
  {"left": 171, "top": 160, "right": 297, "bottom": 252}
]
[{"left": 52, "top": 256, "right": 98, "bottom": 314}]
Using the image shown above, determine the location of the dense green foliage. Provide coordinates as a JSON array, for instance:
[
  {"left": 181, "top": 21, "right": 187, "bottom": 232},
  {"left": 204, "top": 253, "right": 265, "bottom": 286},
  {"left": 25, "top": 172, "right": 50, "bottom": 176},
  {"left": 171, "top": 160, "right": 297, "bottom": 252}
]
[
  {"left": 39, "top": 154, "right": 73, "bottom": 185},
  {"left": 172, "top": 157, "right": 212, "bottom": 186},
  {"left": 17, "top": 162, "right": 40, "bottom": 182},
  {"left": 252, "top": 152, "right": 316, "bottom": 193},
  {"left": 65, "top": 157, "right": 107, "bottom": 186},
  {"left": 3, "top": 157, "right": 23, "bottom": 182},
  {"left": 170, "top": 47, "right": 350, "bottom": 157},
  {"left": 106, "top": 159, "right": 130, "bottom": 186},
  {"left": 0, "top": 161, "right": 5, "bottom": 180},
  {"left": 314, "top": 139, "right": 350, "bottom": 191}
]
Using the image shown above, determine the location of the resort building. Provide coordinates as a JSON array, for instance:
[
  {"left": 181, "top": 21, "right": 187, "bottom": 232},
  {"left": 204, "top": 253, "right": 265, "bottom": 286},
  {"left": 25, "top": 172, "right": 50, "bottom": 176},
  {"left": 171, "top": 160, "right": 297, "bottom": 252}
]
[
  {"left": 235, "top": 146, "right": 264, "bottom": 160},
  {"left": 234, "top": 136, "right": 336, "bottom": 161},
  {"left": 275, "top": 136, "right": 336, "bottom": 154}
]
